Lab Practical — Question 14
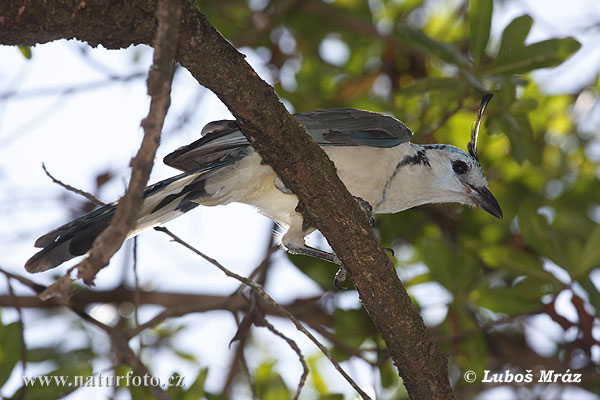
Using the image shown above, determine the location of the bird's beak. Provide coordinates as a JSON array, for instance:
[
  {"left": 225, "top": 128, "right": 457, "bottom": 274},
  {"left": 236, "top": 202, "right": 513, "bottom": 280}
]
[{"left": 468, "top": 185, "right": 503, "bottom": 219}]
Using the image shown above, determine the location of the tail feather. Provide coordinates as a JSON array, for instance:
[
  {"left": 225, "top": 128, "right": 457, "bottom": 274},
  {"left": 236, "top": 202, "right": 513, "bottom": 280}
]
[
  {"left": 25, "top": 205, "right": 115, "bottom": 272},
  {"left": 25, "top": 167, "right": 217, "bottom": 273}
]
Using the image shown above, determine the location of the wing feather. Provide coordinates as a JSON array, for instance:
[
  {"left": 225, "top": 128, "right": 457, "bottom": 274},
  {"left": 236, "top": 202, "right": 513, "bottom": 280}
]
[{"left": 164, "top": 109, "right": 413, "bottom": 172}]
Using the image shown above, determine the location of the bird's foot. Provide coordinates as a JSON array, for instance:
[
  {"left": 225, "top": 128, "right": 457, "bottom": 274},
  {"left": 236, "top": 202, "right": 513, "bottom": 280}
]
[
  {"left": 354, "top": 196, "right": 375, "bottom": 227},
  {"left": 334, "top": 264, "right": 351, "bottom": 290}
]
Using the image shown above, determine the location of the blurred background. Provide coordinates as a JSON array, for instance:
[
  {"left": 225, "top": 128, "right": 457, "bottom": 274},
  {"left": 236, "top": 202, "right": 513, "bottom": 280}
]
[{"left": 0, "top": 0, "right": 599, "bottom": 398}]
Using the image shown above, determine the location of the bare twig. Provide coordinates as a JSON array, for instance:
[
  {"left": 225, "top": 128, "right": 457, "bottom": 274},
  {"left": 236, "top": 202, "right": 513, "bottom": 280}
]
[
  {"left": 1, "top": 3, "right": 457, "bottom": 397},
  {"left": 42, "top": 163, "right": 106, "bottom": 207},
  {"left": 154, "top": 226, "right": 371, "bottom": 400},
  {"left": 309, "top": 323, "right": 377, "bottom": 366},
  {"left": 0, "top": 72, "right": 146, "bottom": 101},
  {"left": 226, "top": 312, "right": 257, "bottom": 399},
  {"left": 0, "top": 267, "right": 47, "bottom": 294},
  {"left": 258, "top": 313, "right": 309, "bottom": 400},
  {"left": 234, "top": 223, "right": 279, "bottom": 295},
  {"left": 223, "top": 226, "right": 278, "bottom": 394},
  {"left": 71, "top": 307, "right": 171, "bottom": 400},
  {"left": 74, "top": 0, "right": 182, "bottom": 286}
]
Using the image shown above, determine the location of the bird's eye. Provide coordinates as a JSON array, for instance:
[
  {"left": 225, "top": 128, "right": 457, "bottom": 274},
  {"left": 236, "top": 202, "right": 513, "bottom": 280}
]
[{"left": 452, "top": 160, "right": 469, "bottom": 174}]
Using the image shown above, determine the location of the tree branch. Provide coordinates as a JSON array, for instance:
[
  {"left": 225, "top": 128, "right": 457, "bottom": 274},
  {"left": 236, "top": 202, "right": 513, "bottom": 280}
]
[
  {"left": 0, "top": 2, "right": 455, "bottom": 398},
  {"left": 155, "top": 227, "right": 371, "bottom": 399},
  {"left": 0, "top": 288, "right": 332, "bottom": 329}
]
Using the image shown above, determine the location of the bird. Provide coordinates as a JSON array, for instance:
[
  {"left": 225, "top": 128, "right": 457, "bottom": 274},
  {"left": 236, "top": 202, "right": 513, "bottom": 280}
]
[{"left": 25, "top": 94, "right": 502, "bottom": 285}]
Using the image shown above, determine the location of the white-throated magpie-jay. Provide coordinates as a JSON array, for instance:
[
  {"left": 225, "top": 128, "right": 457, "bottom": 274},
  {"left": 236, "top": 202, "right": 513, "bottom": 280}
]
[{"left": 25, "top": 95, "right": 501, "bottom": 281}]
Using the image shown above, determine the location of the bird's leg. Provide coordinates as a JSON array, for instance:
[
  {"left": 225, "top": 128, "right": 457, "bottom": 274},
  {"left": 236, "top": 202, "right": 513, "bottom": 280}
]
[
  {"left": 333, "top": 266, "right": 350, "bottom": 290},
  {"left": 284, "top": 197, "right": 375, "bottom": 290},
  {"left": 285, "top": 243, "right": 341, "bottom": 265},
  {"left": 354, "top": 197, "right": 395, "bottom": 257},
  {"left": 354, "top": 196, "right": 375, "bottom": 227},
  {"left": 283, "top": 243, "right": 350, "bottom": 289}
]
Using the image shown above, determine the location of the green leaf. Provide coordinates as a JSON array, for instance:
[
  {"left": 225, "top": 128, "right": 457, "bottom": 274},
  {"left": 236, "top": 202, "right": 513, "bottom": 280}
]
[
  {"left": 319, "top": 394, "right": 344, "bottom": 400},
  {"left": 574, "top": 223, "right": 600, "bottom": 278},
  {"left": 380, "top": 359, "right": 399, "bottom": 388},
  {"left": 473, "top": 285, "right": 543, "bottom": 315},
  {"left": 0, "top": 322, "right": 21, "bottom": 387},
  {"left": 174, "top": 349, "right": 197, "bottom": 363},
  {"left": 419, "top": 237, "right": 455, "bottom": 292},
  {"left": 469, "top": 0, "right": 493, "bottom": 66},
  {"left": 287, "top": 254, "right": 338, "bottom": 291},
  {"left": 577, "top": 275, "right": 600, "bottom": 314},
  {"left": 518, "top": 205, "right": 570, "bottom": 271},
  {"left": 395, "top": 23, "right": 470, "bottom": 68},
  {"left": 308, "top": 355, "right": 328, "bottom": 395},
  {"left": 483, "top": 37, "right": 581, "bottom": 75},
  {"left": 254, "top": 362, "right": 292, "bottom": 400},
  {"left": 508, "top": 97, "right": 538, "bottom": 114},
  {"left": 166, "top": 369, "right": 207, "bottom": 400},
  {"left": 420, "top": 237, "right": 480, "bottom": 293},
  {"left": 332, "top": 309, "right": 375, "bottom": 361},
  {"left": 480, "top": 246, "right": 561, "bottom": 284},
  {"left": 487, "top": 113, "right": 539, "bottom": 164},
  {"left": 18, "top": 46, "right": 32, "bottom": 59},
  {"left": 497, "top": 15, "right": 533, "bottom": 58},
  {"left": 400, "top": 77, "right": 468, "bottom": 95},
  {"left": 446, "top": 306, "right": 487, "bottom": 373}
]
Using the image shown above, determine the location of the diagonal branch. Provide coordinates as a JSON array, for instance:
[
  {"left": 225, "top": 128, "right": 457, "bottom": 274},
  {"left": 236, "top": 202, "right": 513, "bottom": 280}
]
[
  {"left": 74, "top": 0, "right": 182, "bottom": 286},
  {"left": 0, "top": 2, "right": 455, "bottom": 398},
  {"left": 155, "top": 226, "right": 371, "bottom": 399},
  {"left": 42, "top": 163, "right": 106, "bottom": 207},
  {"left": 258, "top": 312, "right": 309, "bottom": 400},
  {"left": 71, "top": 307, "right": 171, "bottom": 400}
]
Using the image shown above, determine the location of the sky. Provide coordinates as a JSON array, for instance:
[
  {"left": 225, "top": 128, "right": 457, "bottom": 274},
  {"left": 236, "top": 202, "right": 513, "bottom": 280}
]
[{"left": 0, "top": 0, "right": 599, "bottom": 399}]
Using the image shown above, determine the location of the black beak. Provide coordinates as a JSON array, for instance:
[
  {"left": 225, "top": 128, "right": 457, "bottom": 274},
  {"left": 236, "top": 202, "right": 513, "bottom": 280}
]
[{"left": 469, "top": 185, "right": 503, "bottom": 219}]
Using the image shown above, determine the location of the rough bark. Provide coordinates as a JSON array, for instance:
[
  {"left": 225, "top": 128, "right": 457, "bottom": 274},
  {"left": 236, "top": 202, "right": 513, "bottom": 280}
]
[{"left": 0, "top": 1, "right": 455, "bottom": 398}]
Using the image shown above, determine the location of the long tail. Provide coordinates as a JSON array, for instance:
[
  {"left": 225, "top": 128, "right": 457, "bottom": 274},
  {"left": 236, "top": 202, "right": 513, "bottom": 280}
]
[{"left": 25, "top": 167, "right": 217, "bottom": 273}]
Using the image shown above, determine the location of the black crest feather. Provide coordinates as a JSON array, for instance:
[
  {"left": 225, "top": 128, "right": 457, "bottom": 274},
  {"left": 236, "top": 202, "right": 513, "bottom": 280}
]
[{"left": 468, "top": 93, "right": 493, "bottom": 162}]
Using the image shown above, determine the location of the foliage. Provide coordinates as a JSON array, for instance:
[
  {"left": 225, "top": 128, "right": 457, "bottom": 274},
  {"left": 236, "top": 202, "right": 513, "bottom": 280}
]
[{"left": 1, "top": 0, "right": 599, "bottom": 399}]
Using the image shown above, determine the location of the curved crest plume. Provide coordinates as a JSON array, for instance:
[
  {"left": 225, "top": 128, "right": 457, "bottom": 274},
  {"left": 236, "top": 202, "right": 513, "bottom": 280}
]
[{"left": 468, "top": 93, "right": 493, "bottom": 162}]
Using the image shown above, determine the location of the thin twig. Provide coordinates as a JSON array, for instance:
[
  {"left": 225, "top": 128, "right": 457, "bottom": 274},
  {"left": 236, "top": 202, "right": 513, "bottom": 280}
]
[
  {"left": 70, "top": 307, "right": 171, "bottom": 400},
  {"left": 41, "top": 163, "right": 106, "bottom": 207},
  {"left": 0, "top": 267, "right": 47, "bottom": 294},
  {"left": 234, "top": 223, "right": 279, "bottom": 296},
  {"left": 309, "top": 323, "right": 377, "bottom": 366},
  {"left": 258, "top": 313, "right": 309, "bottom": 400},
  {"left": 73, "top": 0, "right": 183, "bottom": 286},
  {"left": 223, "top": 227, "right": 278, "bottom": 395},
  {"left": 154, "top": 226, "right": 372, "bottom": 400},
  {"left": 0, "top": 72, "right": 146, "bottom": 101},
  {"left": 226, "top": 312, "right": 257, "bottom": 399}
]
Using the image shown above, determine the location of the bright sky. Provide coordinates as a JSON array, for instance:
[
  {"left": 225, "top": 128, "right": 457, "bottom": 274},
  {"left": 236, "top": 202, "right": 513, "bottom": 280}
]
[{"left": 0, "top": 1, "right": 599, "bottom": 399}]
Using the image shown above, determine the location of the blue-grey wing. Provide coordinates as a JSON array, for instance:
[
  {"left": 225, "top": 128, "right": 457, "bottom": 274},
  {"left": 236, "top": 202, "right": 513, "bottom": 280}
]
[
  {"left": 295, "top": 108, "right": 413, "bottom": 147},
  {"left": 163, "top": 108, "right": 412, "bottom": 172},
  {"left": 163, "top": 120, "right": 251, "bottom": 172}
]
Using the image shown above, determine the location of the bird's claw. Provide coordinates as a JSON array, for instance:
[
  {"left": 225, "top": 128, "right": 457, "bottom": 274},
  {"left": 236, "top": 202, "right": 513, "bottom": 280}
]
[
  {"left": 354, "top": 196, "right": 375, "bottom": 227},
  {"left": 334, "top": 265, "right": 350, "bottom": 290}
]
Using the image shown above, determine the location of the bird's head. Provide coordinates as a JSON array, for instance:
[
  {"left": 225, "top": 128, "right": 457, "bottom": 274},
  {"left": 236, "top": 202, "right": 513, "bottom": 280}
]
[
  {"left": 419, "top": 94, "right": 502, "bottom": 219},
  {"left": 421, "top": 144, "right": 502, "bottom": 219}
]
